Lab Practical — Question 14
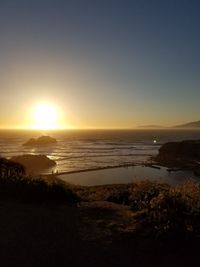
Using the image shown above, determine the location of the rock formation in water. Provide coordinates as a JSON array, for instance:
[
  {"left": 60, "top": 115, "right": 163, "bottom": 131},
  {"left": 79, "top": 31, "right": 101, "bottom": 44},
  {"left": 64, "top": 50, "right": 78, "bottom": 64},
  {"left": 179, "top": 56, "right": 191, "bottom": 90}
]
[
  {"left": 23, "top": 136, "right": 57, "bottom": 146},
  {"left": 11, "top": 154, "right": 56, "bottom": 173},
  {"left": 155, "top": 140, "right": 200, "bottom": 169}
]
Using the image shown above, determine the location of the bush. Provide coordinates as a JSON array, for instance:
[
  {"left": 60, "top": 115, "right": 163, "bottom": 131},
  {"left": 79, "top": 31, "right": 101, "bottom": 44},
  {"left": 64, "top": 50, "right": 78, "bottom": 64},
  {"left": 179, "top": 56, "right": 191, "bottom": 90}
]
[
  {"left": 128, "top": 181, "right": 169, "bottom": 211},
  {"left": 134, "top": 180, "right": 200, "bottom": 237},
  {"left": 0, "top": 157, "right": 79, "bottom": 204},
  {"left": 0, "top": 172, "right": 79, "bottom": 204},
  {"left": 75, "top": 179, "right": 200, "bottom": 237}
]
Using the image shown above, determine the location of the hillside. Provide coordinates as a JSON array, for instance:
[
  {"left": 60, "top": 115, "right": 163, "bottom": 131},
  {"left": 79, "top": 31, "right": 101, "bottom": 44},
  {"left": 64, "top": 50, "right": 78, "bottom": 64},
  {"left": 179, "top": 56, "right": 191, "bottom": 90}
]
[{"left": 174, "top": 120, "right": 200, "bottom": 128}]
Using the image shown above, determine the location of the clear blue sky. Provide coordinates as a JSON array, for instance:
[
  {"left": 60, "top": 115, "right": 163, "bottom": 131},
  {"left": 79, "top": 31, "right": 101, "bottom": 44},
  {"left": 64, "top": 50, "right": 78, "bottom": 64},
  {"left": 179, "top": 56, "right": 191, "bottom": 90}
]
[{"left": 0, "top": 0, "right": 200, "bottom": 128}]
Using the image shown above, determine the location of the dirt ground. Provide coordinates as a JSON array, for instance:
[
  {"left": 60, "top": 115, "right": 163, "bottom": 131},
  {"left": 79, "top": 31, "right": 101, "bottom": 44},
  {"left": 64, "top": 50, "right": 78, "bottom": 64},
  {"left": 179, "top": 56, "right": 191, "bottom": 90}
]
[{"left": 0, "top": 200, "right": 199, "bottom": 267}]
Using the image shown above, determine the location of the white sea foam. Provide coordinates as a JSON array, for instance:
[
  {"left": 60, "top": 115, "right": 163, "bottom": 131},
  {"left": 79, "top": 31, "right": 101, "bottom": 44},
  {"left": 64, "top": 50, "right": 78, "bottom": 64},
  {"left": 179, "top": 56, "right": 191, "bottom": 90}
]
[{"left": 0, "top": 129, "right": 200, "bottom": 174}]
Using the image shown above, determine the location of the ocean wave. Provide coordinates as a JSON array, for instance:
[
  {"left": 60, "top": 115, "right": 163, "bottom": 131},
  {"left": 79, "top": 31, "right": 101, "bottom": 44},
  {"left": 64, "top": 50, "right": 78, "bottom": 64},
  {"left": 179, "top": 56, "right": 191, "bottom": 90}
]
[
  {"left": 53, "top": 153, "right": 153, "bottom": 161},
  {"left": 1, "top": 129, "right": 199, "bottom": 174}
]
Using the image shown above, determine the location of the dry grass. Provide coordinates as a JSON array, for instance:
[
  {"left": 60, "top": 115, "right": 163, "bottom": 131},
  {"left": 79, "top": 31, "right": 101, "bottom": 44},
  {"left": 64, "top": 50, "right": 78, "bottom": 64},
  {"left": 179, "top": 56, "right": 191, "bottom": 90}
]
[
  {"left": 75, "top": 179, "right": 200, "bottom": 237},
  {"left": 1, "top": 156, "right": 200, "bottom": 237}
]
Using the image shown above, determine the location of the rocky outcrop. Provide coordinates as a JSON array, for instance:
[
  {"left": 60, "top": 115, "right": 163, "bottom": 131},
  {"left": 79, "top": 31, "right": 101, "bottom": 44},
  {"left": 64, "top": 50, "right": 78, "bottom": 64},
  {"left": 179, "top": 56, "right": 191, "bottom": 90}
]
[
  {"left": 23, "top": 136, "right": 57, "bottom": 146},
  {"left": 11, "top": 154, "right": 56, "bottom": 173},
  {"left": 155, "top": 140, "right": 200, "bottom": 168}
]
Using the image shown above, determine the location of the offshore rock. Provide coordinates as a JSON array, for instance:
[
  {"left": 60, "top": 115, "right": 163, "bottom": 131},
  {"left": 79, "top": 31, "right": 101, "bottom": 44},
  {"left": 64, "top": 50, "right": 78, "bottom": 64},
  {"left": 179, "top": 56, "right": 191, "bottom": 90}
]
[{"left": 23, "top": 136, "right": 57, "bottom": 146}]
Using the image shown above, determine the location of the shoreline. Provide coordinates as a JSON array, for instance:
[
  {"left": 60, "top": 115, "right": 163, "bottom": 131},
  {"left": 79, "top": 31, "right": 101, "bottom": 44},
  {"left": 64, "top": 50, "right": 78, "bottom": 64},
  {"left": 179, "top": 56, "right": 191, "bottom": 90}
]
[
  {"left": 43, "top": 163, "right": 200, "bottom": 188},
  {"left": 43, "top": 161, "right": 190, "bottom": 178},
  {"left": 43, "top": 163, "right": 138, "bottom": 177}
]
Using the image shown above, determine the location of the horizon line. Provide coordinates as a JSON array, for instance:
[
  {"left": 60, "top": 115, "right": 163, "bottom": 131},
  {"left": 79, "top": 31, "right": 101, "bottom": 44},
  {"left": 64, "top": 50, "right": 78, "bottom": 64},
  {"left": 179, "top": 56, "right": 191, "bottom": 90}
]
[{"left": 0, "top": 127, "right": 199, "bottom": 131}]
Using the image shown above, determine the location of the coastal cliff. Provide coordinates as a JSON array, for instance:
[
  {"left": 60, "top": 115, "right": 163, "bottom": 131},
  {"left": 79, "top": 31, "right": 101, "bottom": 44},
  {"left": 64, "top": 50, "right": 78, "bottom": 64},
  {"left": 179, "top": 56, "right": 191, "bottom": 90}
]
[
  {"left": 155, "top": 140, "right": 200, "bottom": 170},
  {"left": 11, "top": 154, "right": 56, "bottom": 173}
]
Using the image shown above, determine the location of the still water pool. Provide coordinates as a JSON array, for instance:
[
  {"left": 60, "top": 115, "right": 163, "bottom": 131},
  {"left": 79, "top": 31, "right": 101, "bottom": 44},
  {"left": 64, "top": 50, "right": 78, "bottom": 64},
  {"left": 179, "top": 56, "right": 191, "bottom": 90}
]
[{"left": 59, "top": 165, "right": 199, "bottom": 186}]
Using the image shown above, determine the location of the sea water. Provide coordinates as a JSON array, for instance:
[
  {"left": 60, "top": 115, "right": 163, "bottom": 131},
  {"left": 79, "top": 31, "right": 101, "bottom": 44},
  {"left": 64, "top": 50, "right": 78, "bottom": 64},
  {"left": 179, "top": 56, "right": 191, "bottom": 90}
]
[{"left": 0, "top": 129, "right": 199, "bottom": 185}]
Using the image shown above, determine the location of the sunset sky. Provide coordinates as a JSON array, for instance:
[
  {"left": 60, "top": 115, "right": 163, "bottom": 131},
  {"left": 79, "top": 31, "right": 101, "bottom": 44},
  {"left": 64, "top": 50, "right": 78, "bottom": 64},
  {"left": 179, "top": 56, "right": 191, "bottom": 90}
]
[{"left": 0, "top": 0, "right": 200, "bottom": 129}]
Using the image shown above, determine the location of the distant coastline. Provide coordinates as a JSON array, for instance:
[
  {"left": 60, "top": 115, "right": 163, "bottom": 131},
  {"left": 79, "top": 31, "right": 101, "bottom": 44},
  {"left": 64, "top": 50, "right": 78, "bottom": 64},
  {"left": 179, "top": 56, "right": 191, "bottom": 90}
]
[{"left": 139, "top": 119, "right": 200, "bottom": 129}]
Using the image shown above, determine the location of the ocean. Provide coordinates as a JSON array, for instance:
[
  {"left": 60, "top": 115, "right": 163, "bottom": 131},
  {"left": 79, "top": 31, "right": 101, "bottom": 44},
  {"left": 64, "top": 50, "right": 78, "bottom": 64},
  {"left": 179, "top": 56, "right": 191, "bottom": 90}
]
[{"left": 0, "top": 129, "right": 200, "bottom": 185}]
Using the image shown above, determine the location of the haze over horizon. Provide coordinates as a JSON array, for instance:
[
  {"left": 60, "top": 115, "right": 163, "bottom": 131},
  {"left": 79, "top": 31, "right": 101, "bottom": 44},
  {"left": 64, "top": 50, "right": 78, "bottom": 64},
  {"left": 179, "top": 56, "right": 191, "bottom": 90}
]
[{"left": 0, "top": 0, "right": 200, "bottom": 129}]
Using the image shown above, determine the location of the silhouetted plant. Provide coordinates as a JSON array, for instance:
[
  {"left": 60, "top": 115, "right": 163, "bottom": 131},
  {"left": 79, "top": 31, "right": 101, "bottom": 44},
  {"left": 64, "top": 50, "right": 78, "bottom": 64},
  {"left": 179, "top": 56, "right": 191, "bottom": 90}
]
[
  {"left": 0, "top": 157, "right": 25, "bottom": 179},
  {"left": 0, "top": 157, "right": 79, "bottom": 204}
]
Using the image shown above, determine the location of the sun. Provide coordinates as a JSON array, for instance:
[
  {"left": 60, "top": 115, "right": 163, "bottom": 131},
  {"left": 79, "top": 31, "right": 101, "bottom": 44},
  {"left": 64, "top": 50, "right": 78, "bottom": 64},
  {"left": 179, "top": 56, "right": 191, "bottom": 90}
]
[{"left": 31, "top": 102, "right": 60, "bottom": 130}]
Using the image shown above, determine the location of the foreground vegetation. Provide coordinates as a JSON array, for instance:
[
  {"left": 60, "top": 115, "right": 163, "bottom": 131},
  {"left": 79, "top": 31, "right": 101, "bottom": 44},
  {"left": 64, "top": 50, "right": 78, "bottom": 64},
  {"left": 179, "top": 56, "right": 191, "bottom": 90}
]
[
  {"left": 0, "top": 157, "right": 79, "bottom": 203},
  {"left": 1, "top": 156, "right": 200, "bottom": 238},
  {"left": 75, "top": 179, "right": 200, "bottom": 237},
  {"left": 0, "top": 174, "right": 79, "bottom": 203}
]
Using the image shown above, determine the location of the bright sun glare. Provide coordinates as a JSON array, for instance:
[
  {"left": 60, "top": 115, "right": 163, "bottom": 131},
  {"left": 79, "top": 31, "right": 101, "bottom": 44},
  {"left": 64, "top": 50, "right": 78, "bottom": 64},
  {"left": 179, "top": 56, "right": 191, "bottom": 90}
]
[{"left": 32, "top": 103, "right": 60, "bottom": 130}]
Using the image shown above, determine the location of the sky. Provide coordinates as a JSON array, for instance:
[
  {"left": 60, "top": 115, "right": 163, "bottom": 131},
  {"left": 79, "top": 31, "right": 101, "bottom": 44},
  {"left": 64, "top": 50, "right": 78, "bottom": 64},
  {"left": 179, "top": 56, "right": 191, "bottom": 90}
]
[{"left": 0, "top": 0, "right": 200, "bottom": 129}]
